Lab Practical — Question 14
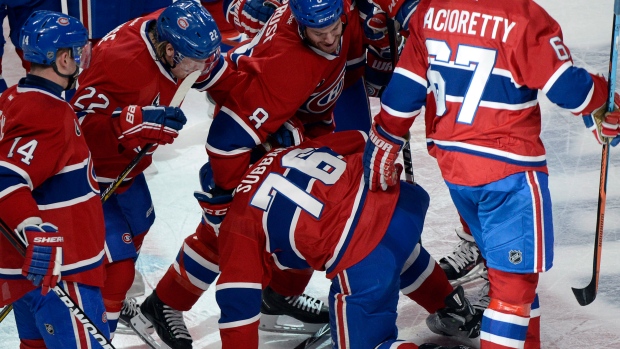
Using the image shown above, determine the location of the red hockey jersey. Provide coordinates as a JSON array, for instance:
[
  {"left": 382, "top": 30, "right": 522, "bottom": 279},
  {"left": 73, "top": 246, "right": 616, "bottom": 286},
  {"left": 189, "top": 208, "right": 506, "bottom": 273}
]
[
  {"left": 376, "top": 0, "right": 609, "bottom": 186},
  {"left": 204, "top": 0, "right": 377, "bottom": 190},
  {"left": 215, "top": 131, "right": 399, "bottom": 347},
  {"left": 71, "top": 9, "right": 186, "bottom": 184},
  {"left": 0, "top": 80, "right": 106, "bottom": 305}
]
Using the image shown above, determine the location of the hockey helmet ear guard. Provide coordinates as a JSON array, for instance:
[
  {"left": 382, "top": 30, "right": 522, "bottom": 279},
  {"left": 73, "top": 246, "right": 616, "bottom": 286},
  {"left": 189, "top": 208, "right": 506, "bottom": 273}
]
[
  {"left": 20, "top": 10, "right": 89, "bottom": 67},
  {"left": 157, "top": 0, "right": 222, "bottom": 63}
]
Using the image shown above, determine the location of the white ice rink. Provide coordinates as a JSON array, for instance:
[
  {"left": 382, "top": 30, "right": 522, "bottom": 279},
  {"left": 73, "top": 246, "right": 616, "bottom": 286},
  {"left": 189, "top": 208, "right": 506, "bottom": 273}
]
[{"left": 1, "top": 0, "right": 619, "bottom": 347}]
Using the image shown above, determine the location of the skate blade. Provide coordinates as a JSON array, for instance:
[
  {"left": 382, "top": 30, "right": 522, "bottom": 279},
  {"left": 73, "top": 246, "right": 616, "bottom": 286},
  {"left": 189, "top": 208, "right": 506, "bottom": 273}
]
[
  {"left": 449, "top": 265, "right": 487, "bottom": 287},
  {"left": 129, "top": 314, "right": 166, "bottom": 349},
  {"left": 259, "top": 314, "right": 326, "bottom": 334}
]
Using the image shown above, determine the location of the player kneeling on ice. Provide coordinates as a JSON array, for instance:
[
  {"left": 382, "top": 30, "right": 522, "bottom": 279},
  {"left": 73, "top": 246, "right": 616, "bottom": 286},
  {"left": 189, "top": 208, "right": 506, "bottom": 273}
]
[{"left": 210, "top": 130, "right": 478, "bottom": 349}]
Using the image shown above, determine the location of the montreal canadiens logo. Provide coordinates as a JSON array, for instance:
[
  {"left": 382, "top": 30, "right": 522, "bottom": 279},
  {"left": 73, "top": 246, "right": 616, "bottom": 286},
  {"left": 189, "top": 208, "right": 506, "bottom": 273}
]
[
  {"left": 304, "top": 67, "right": 345, "bottom": 114},
  {"left": 122, "top": 233, "right": 132, "bottom": 244},
  {"left": 87, "top": 155, "right": 99, "bottom": 194},
  {"left": 57, "top": 17, "right": 70, "bottom": 26},
  {"left": 177, "top": 17, "right": 189, "bottom": 30}
]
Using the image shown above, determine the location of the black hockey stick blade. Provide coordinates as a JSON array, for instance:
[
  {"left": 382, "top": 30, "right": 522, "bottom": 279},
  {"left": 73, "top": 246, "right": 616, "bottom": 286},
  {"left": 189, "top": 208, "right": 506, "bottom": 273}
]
[
  {"left": 571, "top": 283, "right": 597, "bottom": 306},
  {"left": 294, "top": 323, "right": 331, "bottom": 349}
]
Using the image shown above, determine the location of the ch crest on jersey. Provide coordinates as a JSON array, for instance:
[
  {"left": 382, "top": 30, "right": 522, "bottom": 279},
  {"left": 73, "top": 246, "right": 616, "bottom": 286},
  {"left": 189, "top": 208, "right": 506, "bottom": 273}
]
[
  {"left": 303, "top": 67, "right": 345, "bottom": 114},
  {"left": 509, "top": 249, "right": 522, "bottom": 264}
]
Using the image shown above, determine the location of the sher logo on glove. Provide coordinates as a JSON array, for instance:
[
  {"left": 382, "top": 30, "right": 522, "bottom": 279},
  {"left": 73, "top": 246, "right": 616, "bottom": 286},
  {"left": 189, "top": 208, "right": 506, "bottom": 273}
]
[{"left": 32, "top": 236, "right": 64, "bottom": 243}]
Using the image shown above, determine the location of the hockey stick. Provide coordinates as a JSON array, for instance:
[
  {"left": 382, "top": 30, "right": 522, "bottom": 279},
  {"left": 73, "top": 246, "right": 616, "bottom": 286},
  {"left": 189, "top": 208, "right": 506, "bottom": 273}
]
[
  {"left": 403, "top": 131, "right": 415, "bottom": 184},
  {"left": 0, "top": 218, "right": 115, "bottom": 348},
  {"left": 294, "top": 323, "right": 330, "bottom": 349},
  {"left": 386, "top": 19, "right": 415, "bottom": 185},
  {"left": 571, "top": 0, "right": 620, "bottom": 306},
  {"left": 0, "top": 304, "right": 12, "bottom": 322},
  {"left": 100, "top": 70, "right": 201, "bottom": 204}
]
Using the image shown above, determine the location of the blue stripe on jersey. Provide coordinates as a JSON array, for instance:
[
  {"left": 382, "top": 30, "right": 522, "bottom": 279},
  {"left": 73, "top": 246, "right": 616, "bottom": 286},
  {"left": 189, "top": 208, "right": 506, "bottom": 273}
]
[
  {"left": 381, "top": 72, "right": 427, "bottom": 114},
  {"left": 216, "top": 287, "right": 262, "bottom": 325},
  {"left": 266, "top": 169, "right": 312, "bottom": 270},
  {"left": 0, "top": 166, "right": 29, "bottom": 197},
  {"left": 32, "top": 162, "right": 95, "bottom": 206},
  {"left": 432, "top": 141, "right": 547, "bottom": 168},
  {"left": 545, "top": 66, "right": 593, "bottom": 110},
  {"left": 61, "top": 253, "right": 105, "bottom": 276},
  {"left": 325, "top": 185, "right": 367, "bottom": 275},
  {"left": 430, "top": 64, "right": 538, "bottom": 105},
  {"left": 207, "top": 111, "right": 259, "bottom": 154}
]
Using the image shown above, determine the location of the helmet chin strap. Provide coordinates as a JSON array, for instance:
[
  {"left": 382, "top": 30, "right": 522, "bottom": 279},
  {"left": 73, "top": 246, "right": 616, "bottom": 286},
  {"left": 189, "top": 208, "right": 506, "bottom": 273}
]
[{"left": 52, "top": 62, "right": 80, "bottom": 90}]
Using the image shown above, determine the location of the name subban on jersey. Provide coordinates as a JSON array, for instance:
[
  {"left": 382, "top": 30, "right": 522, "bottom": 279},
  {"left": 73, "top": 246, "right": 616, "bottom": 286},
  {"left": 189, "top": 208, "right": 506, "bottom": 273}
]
[{"left": 236, "top": 148, "right": 286, "bottom": 193}]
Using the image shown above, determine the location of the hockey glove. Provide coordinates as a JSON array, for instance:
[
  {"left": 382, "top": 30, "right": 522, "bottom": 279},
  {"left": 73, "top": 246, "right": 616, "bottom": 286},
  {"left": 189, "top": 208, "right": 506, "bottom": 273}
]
[
  {"left": 113, "top": 105, "right": 187, "bottom": 150},
  {"left": 363, "top": 123, "right": 404, "bottom": 191},
  {"left": 363, "top": 10, "right": 389, "bottom": 41},
  {"left": 393, "top": 0, "right": 420, "bottom": 35},
  {"left": 583, "top": 94, "right": 620, "bottom": 146},
  {"left": 20, "top": 223, "right": 63, "bottom": 296},
  {"left": 271, "top": 119, "right": 305, "bottom": 148},
  {"left": 225, "top": 0, "right": 281, "bottom": 37},
  {"left": 194, "top": 162, "right": 234, "bottom": 234},
  {"left": 365, "top": 45, "right": 395, "bottom": 97}
]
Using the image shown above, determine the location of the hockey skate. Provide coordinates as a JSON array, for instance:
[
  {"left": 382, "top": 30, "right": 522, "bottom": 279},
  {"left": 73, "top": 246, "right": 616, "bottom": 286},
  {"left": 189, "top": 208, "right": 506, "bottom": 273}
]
[
  {"left": 439, "top": 227, "right": 486, "bottom": 286},
  {"left": 141, "top": 291, "right": 193, "bottom": 349},
  {"left": 260, "top": 286, "right": 329, "bottom": 334},
  {"left": 426, "top": 286, "right": 482, "bottom": 339},
  {"left": 116, "top": 297, "right": 161, "bottom": 349}
]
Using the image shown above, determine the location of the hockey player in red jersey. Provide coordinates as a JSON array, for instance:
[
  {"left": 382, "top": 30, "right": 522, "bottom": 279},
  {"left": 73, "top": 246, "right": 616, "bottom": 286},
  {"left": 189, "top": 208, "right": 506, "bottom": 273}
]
[
  {"left": 212, "top": 131, "right": 475, "bottom": 349},
  {"left": 0, "top": 11, "right": 110, "bottom": 348},
  {"left": 362, "top": 0, "right": 620, "bottom": 348},
  {"left": 70, "top": 0, "right": 221, "bottom": 339},
  {"left": 136, "top": 0, "right": 419, "bottom": 346}
]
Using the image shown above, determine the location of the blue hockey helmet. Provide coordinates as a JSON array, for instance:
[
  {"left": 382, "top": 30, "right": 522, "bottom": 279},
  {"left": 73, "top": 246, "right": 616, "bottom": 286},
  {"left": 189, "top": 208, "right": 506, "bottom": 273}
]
[
  {"left": 157, "top": 0, "right": 221, "bottom": 61},
  {"left": 20, "top": 10, "right": 90, "bottom": 67},
  {"left": 289, "top": 0, "right": 344, "bottom": 29}
]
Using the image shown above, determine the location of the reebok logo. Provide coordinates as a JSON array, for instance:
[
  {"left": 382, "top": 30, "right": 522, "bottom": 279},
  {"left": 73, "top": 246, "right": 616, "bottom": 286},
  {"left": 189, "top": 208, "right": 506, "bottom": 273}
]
[{"left": 33, "top": 237, "right": 64, "bottom": 243}]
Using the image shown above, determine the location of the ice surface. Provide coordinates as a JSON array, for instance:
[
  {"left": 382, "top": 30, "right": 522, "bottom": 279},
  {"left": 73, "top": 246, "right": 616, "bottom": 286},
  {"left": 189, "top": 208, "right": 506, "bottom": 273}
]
[{"left": 1, "top": 0, "right": 619, "bottom": 347}]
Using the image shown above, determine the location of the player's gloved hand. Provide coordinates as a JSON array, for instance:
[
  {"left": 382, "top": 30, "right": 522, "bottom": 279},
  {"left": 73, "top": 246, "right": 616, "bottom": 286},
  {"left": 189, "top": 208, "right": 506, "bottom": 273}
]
[
  {"left": 583, "top": 94, "right": 620, "bottom": 146},
  {"left": 363, "top": 123, "right": 404, "bottom": 191},
  {"left": 363, "top": 10, "right": 389, "bottom": 40},
  {"left": 393, "top": 0, "right": 421, "bottom": 35},
  {"left": 365, "top": 45, "right": 394, "bottom": 97},
  {"left": 20, "top": 223, "right": 63, "bottom": 296},
  {"left": 225, "top": 0, "right": 282, "bottom": 37},
  {"left": 113, "top": 105, "right": 187, "bottom": 150},
  {"left": 194, "top": 162, "right": 234, "bottom": 234},
  {"left": 271, "top": 119, "right": 305, "bottom": 148},
  {"left": 0, "top": 75, "right": 8, "bottom": 94}
]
